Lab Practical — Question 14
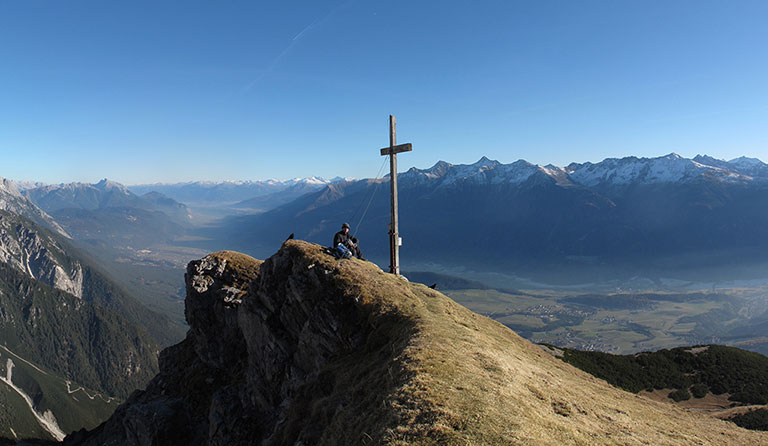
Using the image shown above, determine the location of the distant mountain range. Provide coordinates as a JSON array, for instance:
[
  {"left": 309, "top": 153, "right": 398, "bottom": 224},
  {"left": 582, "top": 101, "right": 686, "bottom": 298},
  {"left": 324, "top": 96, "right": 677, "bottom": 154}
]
[
  {"left": 129, "top": 177, "right": 354, "bottom": 207},
  {"left": 21, "top": 179, "right": 191, "bottom": 247},
  {"left": 207, "top": 153, "right": 768, "bottom": 282},
  {"left": 9, "top": 152, "right": 768, "bottom": 284},
  {"left": 25, "top": 179, "right": 189, "bottom": 221}
]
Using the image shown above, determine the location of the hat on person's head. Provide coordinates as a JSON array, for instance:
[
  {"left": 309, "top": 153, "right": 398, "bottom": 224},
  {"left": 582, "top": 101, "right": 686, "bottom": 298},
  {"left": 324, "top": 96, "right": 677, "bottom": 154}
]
[{"left": 342, "top": 223, "right": 350, "bottom": 229}]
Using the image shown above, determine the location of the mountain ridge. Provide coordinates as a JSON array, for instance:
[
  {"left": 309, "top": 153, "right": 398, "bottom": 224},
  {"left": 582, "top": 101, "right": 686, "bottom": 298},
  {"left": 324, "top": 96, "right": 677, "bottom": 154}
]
[
  {"left": 128, "top": 176, "right": 354, "bottom": 206},
  {"left": 23, "top": 179, "right": 190, "bottom": 222},
  {"left": 0, "top": 178, "right": 70, "bottom": 238},
  {"left": 401, "top": 153, "right": 766, "bottom": 188},
  {"left": 22, "top": 179, "right": 192, "bottom": 250},
  {"left": 211, "top": 153, "right": 768, "bottom": 282},
  {"left": 62, "top": 241, "right": 768, "bottom": 445}
]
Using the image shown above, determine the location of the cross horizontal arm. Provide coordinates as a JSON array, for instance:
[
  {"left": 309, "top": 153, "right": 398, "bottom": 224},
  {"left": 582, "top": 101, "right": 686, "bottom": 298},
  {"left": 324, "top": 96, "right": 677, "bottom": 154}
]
[{"left": 380, "top": 143, "right": 412, "bottom": 156}]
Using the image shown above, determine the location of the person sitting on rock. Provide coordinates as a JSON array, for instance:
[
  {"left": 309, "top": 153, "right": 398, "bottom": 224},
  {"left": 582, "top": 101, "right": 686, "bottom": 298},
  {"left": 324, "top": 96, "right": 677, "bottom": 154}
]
[{"left": 333, "top": 223, "right": 364, "bottom": 260}]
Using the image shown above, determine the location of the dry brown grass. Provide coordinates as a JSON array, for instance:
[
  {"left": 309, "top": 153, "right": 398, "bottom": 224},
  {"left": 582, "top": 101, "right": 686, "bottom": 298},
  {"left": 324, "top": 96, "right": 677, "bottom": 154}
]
[
  {"left": 279, "top": 241, "right": 768, "bottom": 445},
  {"left": 207, "top": 250, "right": 262, "bottom": 284}
]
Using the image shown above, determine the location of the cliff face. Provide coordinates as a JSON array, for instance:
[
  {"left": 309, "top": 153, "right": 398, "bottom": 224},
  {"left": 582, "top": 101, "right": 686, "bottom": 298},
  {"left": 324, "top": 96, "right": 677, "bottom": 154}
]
[
  {"left": 65, "top": 241, "right": 768, "bottom": 445},
  {"left": 0, "top": 210, "right": 83, "bottom": 298}
]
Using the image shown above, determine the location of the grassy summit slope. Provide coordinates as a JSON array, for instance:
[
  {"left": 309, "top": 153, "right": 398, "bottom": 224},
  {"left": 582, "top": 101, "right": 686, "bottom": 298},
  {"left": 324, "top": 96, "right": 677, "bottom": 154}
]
[{"left": 267, "top": 242, "right": 766, "bottom": 445}]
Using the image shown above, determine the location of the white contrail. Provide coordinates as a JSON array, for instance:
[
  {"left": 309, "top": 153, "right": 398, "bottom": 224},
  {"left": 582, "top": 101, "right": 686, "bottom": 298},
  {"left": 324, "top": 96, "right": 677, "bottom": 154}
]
[
  {"left": 291, "top": 16, "right": 319, "bottom": 41},
  {"left": 242, "top": 0, "right": 355, "bottom": 93}
]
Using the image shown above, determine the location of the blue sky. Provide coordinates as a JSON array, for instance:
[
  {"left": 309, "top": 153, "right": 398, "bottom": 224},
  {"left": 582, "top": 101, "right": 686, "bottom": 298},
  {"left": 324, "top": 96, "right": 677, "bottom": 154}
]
[{"left": 1, "top": 1, "right": 767, "bottom": 184}]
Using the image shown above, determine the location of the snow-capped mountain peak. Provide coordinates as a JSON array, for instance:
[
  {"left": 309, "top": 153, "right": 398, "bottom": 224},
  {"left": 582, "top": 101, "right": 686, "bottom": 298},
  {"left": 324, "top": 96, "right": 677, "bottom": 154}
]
[
  {"left": 490, "top": 160, "right": 539, "bottom": 184},
  {"left": 728, "top": 156, "right": 764, "bottom": 168},
  {"left": 402, "top": 158, "right": 546, "bottom": 186},
  {"left": 470, "top": 156, "right": 500, "bottom": 168},
  {"left": 0, "top": 177, "right": 24, "bottom": 199},
  {"left": 0, "top": 177, "right": 71, "bottom": 238},
  {"left": 7, "top": 179, "right": 45, "bottom": 191},
  {"left": 537, "top": 164, "right": 569, "bottom": 183},
  {"left": 285, "top": 177, "right": 327, "bottom": 186},
  {"left": 95, "top": 178, "right": 129, "bottom": 193},
  {"left": 329, "top": 176, "right": 356, "bottom": 184},
  {"left": 279, "top": 176, "right": 357, "bottom": 186},
  {"left": 443, "top": 157, "right": 501, "bottom": 182},
  {"left": 567, "top": 153, "right": 751, "bottom": 186},
  {"left": 392, "top": 153, "right": 768, "bottom": 201}
]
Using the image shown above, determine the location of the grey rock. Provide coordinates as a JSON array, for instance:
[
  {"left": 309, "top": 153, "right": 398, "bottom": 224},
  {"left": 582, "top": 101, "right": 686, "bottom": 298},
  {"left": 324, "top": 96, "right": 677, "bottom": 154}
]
[{"left": 0, "top": 210, "right": 83, "bottom": 297}]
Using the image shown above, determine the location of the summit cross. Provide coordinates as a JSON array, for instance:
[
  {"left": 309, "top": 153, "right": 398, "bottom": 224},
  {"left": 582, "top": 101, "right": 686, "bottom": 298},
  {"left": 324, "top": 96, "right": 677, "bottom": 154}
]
[{"left": 379, "top": 115, "right": 412, "bottom": 276}]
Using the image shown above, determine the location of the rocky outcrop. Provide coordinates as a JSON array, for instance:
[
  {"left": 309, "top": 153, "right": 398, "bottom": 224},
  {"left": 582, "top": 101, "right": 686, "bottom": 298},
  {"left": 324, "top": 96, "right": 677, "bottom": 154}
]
[
  {"left": 66, "top": 243, "right": 414, "bottom": 445},
  {"left": 64, "top": 241, "right": 768, "bottom": 446},
  {"left": 0, "top": 210, "right": 83, "bottom": 297}
]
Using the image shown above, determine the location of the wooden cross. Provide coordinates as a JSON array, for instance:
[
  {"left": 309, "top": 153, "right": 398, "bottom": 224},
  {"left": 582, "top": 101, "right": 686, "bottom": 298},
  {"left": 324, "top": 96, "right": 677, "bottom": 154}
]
[{"left": 379, "top": 115, "right": 412, "bottom": 276}]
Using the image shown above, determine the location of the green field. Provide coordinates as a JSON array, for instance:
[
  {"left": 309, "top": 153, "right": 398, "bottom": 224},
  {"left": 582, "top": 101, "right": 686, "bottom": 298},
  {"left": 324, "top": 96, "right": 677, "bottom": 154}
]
[{"left": 443, "top": 287, "right": 768, "bottom": 354}]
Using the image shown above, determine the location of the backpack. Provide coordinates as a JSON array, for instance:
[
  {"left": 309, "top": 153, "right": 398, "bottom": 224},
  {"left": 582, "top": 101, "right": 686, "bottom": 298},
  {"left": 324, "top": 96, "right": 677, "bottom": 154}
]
[{"left": 335, "top": 243, "right": 353, "bottom": 259}]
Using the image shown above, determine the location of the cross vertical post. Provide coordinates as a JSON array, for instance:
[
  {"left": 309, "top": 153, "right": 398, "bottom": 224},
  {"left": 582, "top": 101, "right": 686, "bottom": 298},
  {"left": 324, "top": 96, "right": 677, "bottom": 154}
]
[
  {"left": 379, "top": 115, "right": 412, "bottom": 276},
  {"left": 389, "top": 115, "right": 399, "bottom": 275}
]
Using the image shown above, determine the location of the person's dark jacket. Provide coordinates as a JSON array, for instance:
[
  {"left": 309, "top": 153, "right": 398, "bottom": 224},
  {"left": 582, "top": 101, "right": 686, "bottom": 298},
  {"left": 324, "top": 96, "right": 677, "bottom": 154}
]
[{"left": 333, "top": 231, "right": 356, "bottom": 248}]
